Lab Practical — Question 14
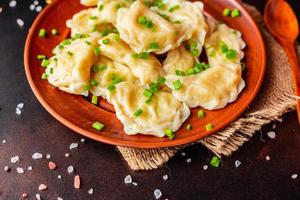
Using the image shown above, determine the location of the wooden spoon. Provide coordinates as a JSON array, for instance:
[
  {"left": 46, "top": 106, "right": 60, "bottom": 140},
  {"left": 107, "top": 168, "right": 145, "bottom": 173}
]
[{"left": 264, "top": 0, "right": 300, "bottom": 124}]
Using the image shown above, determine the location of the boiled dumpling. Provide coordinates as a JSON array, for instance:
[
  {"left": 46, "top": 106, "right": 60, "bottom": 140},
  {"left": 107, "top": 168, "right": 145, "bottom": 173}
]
[
  {"left": 98, "top": 33, "right": 165, "bottom": 85},
  {"left": 116, "top": 0, "right": 179, "bottom": 54},
  {"left": 107, "top": 82, "right": 190, "bottom": 137},
  {"left": 90, "top": 55, "right": 137, "bottom": 98},
  {"left": 162, "top": 45, "right": 195, "bottom": 75},
  {"left": 46, "top": 34, "right": 101, "bottom": 96},
  {"left": 80, "top": 0, "right": 99, "bottom": 6}
]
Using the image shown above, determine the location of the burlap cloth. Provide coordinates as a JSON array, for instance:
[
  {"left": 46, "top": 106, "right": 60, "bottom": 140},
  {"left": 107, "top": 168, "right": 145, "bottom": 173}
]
[{"left": 117, "top": 3, "right": 298, "bottom": 171}]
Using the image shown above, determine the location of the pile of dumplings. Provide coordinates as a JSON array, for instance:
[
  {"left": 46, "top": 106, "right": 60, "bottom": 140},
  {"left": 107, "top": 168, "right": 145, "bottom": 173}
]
[{"left": 45, "top": 0, "right": 246, "bottom": 137}]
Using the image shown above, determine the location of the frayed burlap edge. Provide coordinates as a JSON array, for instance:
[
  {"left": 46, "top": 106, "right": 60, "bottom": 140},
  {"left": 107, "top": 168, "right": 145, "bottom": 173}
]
[{"left": 117, "top": 3, "right": 298, "bottom": 171}]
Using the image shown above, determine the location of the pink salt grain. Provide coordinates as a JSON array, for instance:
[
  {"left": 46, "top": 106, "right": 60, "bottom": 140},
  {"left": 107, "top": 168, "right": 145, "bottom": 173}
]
[
  {"left": 74, "top": 175, "right": 80, "bottom": 189},
  {"left": 48, "top": 161, "right": 57, "bottom": 170}
]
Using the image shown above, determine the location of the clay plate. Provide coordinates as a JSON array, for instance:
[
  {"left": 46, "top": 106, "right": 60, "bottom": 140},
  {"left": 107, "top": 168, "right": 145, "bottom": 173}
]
[{"left": 24, "top": 0, "right": 266, "bottom": 148}]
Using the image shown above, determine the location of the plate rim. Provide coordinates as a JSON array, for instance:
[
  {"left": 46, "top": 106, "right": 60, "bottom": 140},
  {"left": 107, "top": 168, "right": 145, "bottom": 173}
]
[{"left": 24, "top": 0, "right": 266, "bottom": 148}]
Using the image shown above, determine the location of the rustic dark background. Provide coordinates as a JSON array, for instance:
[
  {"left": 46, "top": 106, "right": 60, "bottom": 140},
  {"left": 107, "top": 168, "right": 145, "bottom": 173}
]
[{"left": 0, "top": 0, "right": 300, "bottom": 199}]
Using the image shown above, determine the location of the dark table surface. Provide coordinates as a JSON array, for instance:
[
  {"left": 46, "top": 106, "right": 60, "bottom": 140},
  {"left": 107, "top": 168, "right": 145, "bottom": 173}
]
[{"left": 0, "top": 0, "right": 300, "bottom": 199}]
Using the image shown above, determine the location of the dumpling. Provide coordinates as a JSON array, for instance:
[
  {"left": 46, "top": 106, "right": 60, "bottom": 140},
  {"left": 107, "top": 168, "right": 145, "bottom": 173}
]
[
  {"left": 107, "top": 82, "right": 190, "bottom": 137},
  {"left": 90, "top": 55, "right": 137, "bottom": 98},
  {"left": 66, "top": 8, "right": 114, "bottom": 37},
  {"left": 116, "top": 0, "right": 179, "bottom": 54},
  {"left": 80, "top": 0, "right": 99, "bottom": 6},
  {"left": 46, "top": 34, "right": 101, "bottom": 96},
  {"left": 204, "top": 23, "right": 246, "bottom": 69},
  {"left": 162, "top": 45, "right": 195, "bottom": 75},
  {"left": 98, "top": 33, "right": 165, "bottom": 85},
  {"left": 151, "top": 0, "right": 207, "bottom": 58},
  {"left": 165, "top": 65, "right": 245, "bottom": 109}
]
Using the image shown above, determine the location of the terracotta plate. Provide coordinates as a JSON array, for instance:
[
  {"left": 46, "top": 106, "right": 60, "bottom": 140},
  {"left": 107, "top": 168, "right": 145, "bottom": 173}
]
[{"left": 24, "top": 0, "right": 266, "bottom": 148}]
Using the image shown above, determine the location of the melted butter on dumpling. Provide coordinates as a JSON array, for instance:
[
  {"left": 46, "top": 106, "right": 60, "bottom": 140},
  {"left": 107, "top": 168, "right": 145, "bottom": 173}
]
[
  {"left": 46, "top": 34, "right": 101, "bottom": 96},
  {"left": 107, "top": 82, "right": 190, "bottom": 137},
  {"left": 90, "top": 55, "right": 137, "bottom": 98},
  {"left": 98, "top": 33, "right": 165, "bottom": 85},
  {"left": 116, "top": 0, "right": 178, "bottom": 54}
]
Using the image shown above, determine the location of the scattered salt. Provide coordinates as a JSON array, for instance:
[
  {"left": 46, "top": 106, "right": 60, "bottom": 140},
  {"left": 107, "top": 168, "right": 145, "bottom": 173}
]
[
  {"left": 74, "top": 175, "right": 81, "bottom": 189},
  {"left": 2, "top": 140, "right": 6, "bottom": 144},
  {"left": 46, "top": 154, "right": 51, "bottom": 159},
  {"left": 4, "top": 166, "right": 10, "bottom": 172},
  {"left": 35, "top": 193, "right": 41, "bottom": 200},
  {"left": 16, "top": 107, "right": 22, "bottom": 115},
  {"left": 30, "top": 4, "right": 35, "bottom": 11},
  {"left": 181, "top": 152, "right": 186, "bottom": 157},
  {"left": 35, "top": 6, "right": 42, "bottom": 12},
  {"left": 16, "top": 18, "right": 24, "bottom": 27},
  {"left": 58, "top": 175, "right": 62, "bottom": 179},
  {"left": 69, "top": 143, "right": 78, "bottom": 150},
  {"left": 33, "top": 1, "right": 39, "bottom": 5},
  {"left": 17, "top": 103, "right": 24, "bottom": 108},
  {"left": 291, "top": 174, "right": 298, "bottom": 179},
  {"left": 272, "top": 124, "right": 277, "bottom": 129},
  {"left": 67, "top": 165, "right": 74, "bottom": 174},
  {"left": 162, "top": 175, "right": 168, "bottom": 180},
  {"left": 88, "top": 188, "right": 94, "bottom": 194},
  {"left": 186, "top": 158, "right": 192, "bottom": 163},
  {"left": 235, "top": 160, "right": 241, "bottom": 168},
  {"left": 132, "top": 182, "right": 138, "bottom": 186},
  {"left": 11, "top": 155, "right": 20, "bottom": 163},
  {"left": 267, "top": 131, "right": 276, "bottom": 139},
  {"left": 65, "top": 153, "right": 70, "bottom": 158},
  {"left": 265, "top": 155, "right": 271, "bottom": 161},
  {"left": 48, "top": 161, "right": 57, "bottom": 170},
  {"left": 21, "top": 193, "right": 28, "bottom": 198},
  {"left": 38, "top": 184, "right": 47, "bottom": 191},
  {"left": 124, "top": 175, "right": 132, "bottom": 184},
  {"left": 203, "top": 165, "right": 208, "bottom": 170},
  {"left": 154, "top": 189, "right": 162, "bottom": 199},
  {"left": 80, "top": 138, "right": 85, "bottom": 143},
  {"left": 57, "top": 197, "right": 63, "bottom": 200},
  {"left": 17, "top": 167, "right": 24, "bottom": 174},
  {"left": 32, "top": 152, "right": 43, "bottom": 160},
  {"left": 28, "top": 166, "right": 33, "bottom": 171},
  {"left": 9, "top": 0, "right": 17, "bottom": 8}
]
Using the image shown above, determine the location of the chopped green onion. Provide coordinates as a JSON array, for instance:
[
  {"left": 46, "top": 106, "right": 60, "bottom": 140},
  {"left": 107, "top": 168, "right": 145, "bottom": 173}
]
[
  {"left": 175, "top": 70, "right": 186, "bottom": 76},
  {"left": 205, "top": 123, "right": 213, "bottom": 131},
  {"left": 158, "top": 76, "right": 166, "bottom": 84},
  {"left": 94, "top": 46, "right": 101, "bottom": 56},
  {"left": 173, "top": 80, "right": 182, "bottom": 90},
  {"left": 187, "top": 68, "right": 195, "bottom": 75},
  {"left": 198, "top": 109, "right": 205, "bottom": 119},
  {"left": 241, "top": 62, "right": 246, "bottom": 71},
  {"left": 149, "top": 42, "right": 159, "bottom": 49},
  {"left": 92, "top": 122, "right": 104, "bottom": 131},
  {"left": 173, "top": 20, "right": 181, "bottom": 24},
  {"left": 114, "top": 34, "right": 121, "bottom": 41},
  {"left": 231, "top": 8, "right": 240, "bottom": 18},
  {"left": 39, "top": 29, "right": 46, "bottom": 38},
  {"left": 140, "top": 52, "right": 149, "bottom": 59},
  {"left": 191, "top": 49, "right": 199, "bottom": 56},
  {"left": 210, "top": 156, "right": 220, "bottom": 167},
  {"left": 85, "top": 41, "right": 91, "bottom": 45},
  {"left": 41, "top": 73, "right": 47, "bottom": 80},
  {"left": 51, "top": 28, "right": 58, "bottom": 35},
  {"left": 99, "top": 64, "right": 107, "bottom": 71},
  {"left": 134, "top": 109, "right": 143, "bottom": 117},
  {"left": 37, "top": 54, "right": 46, "bottom": 60},
  {"left": 90, "top": 79, "right": 98, "bottom": 87},
  {"left": 112, "top": 77, "right": 123, "bottom": 85},
  {"left": 186, "top": 124, "right": 192, "bottom": 131},
  {"left": 164, "top": 128, "right": 175, "bottom": 139},
  {"left": 226, "top": 49, "right": 237, "bottom": 60},
  {"left": 102, "top": 39, "right": 110, "bottom": 45},
  {"left": 83, "top": 85, "right": 90, "bottom": 91},
  {"left": 62, "top": 39, "right": 72, "bottom": 45},
  {"left": 58, "top": 45, "right": 64, "bottom": 50},
  {"left": 223, "top": 8, "right": 231, "bottom": 16},
  {"left": 193, "top": 66, "right": 202, "bottom": 74},
  {"left": 143, "top": 89, "right": 153, "bottom": 98},
  {"left": 67, "top": 51, "right": 73, "bottom": 56},
  {"left": 91, "top": 95, "right": 98, "bottom": 105},
  {"left": 89, "top": 16, "right": 98, "bottom": 20},
  {"left": 138, "top": 16, "right": 154, "bottom": 29},
  {"left": 168, "top": 5, "right": 180, "bottom": 12},
  {"left": 220, "top": 41, "right": 228, "bottom": 53},
  {"left": 107, "top": 84, "right": 116, "bottom": 92},
  {"left": 41, "top": 59, "right": 51, "bottom": 67},
  {"left": 92, "top": 65, "right": 99, "bottom": 73},
  {"left": 190, "top": 41, "right": 198, "bottom": 49},
  {"left": 98, "top": 4, "right": 104, "bottom": 11},
  {"left": 50, "top": 68, "right": 54, "bottom": 74},
  {"left": 131, "top": 53, "right": 139, "bottom": 59},
  {"left": 158, "top": 13, "right": 170, "bottom": 21},
  {"left": 145, "top": 97, "right": 152, "bottom": 104},
  {"left": 149, "top": 83, "right": 159, "bottom": 93}
]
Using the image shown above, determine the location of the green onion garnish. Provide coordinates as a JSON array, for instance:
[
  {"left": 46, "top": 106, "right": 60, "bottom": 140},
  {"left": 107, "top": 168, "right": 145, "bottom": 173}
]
[
  {"left": 51, "top": 28, "right": 58, "bottom": 35},
  {"left": 92, "top": 122, "right": 104, "bottom": 131},
  {"left": 67, "top": 51, "right": 73, "bottom": 56},
  {"left": 107, "top": 84, "right": 116, "bottom": 92},
  {"left": 145, "top": 97, "right": 152, "bottom": 104},
  {"left": 205, "top": 123, "right": 213, "bottom": 131},
  {"left": 241, "top": 62, "right": 246, "bottom": 71},
  {"left": 41, "top": 73, "right": 48, "bottom": 80},
  {"left": 173, "top": 80, "right": 182, "bottom": 90},
  {"left": 131, "top": 53, "right": 139, "bottom": 59},
  {"left": 89, "top": 16, "right": 98, "bottom": 20},
  {"left": 198, "top": 109, "right": 205, "bottom": 119},
  {"left": 223, "top": 8, "right": 231, "bottom": 17},
  {"left": 85, "top": 41, "right": 91, "bottom": 45},
  {"left": 173, "top": 20, "right": 181, "bottom": 24},
  {"left": 143, "top": 89, "right": 153, "bottom": 98},
  {"left": 168, "top": 5, "right": 180, "bottom": 12},
  {"left": 140, "top": 52, "right": 149, "bottom": 59},
  {"left": 94, "top": 46, "right": 101, "bottom": 56},
  {"left": 191, "top": 49, "right": 199, "bottom": 56},
  {"left": 50, "top": 68, "right": 54, "bottom": 74},
  {"left": 92, "top": 65, "right": 99, "bottom": 73},
  {"left": 138, "top": 16, "right": 154, "bottom": 29},
  {"left": 61, "top": 39, "right": 72, "bottom": 45},
  {"left": 226, "top": 49, "right": 237, "bottom": 60},
  {"left": 231, "top": 8, "right": 240, "bottom": 18},
  {"left": 102, "top": 39, "right": 110, "bottom": 45},
  {"left": 37, "top": 54, "right": 46, "bottom": 60},
  {"left": 149, "top": 83, "right": 159, "bottom": 93},
  {"left": 164, "top": 128, "right": 175, "bottom": 139},
  {"left": 98, "top": 4, "right": 104, "bottom": 11},
  {"left": 210, "top": 156, "right": 220, "bottom": 167},
  {"left": 83, "top": 85, "right": 90, "bottom": 91},
  {"left": 39, "top": 29, "right": 46, "bottom": 38},
  {"left": 187, "top": 68, "right": 195, "bottom": 75},
  {"left": 99, "top": 64, "right": 107, "bottom": 71},
  {"left": 91, "top": 95, "right": 98, "bottom": 105},
  {"left": 220, "top": 41, "right": 228, "bottom": 53},
  {"left": 158, "top": 76, "right": 166, "bottom": 84},
  {"left": 186, "top": 124, "right": 192, "bottom": 131},
  {"left": 134, "top": 109, "right": 143, "bottom": 117},
  {"left": 41, "top": 59, "right": 51, "bottom": 67},
  {"left": 149, "top": 42, "right": 159, "bottom": 49},
  {"left": 90, "top": 79, "right": 98, "bottom": 87},
  {"left": 175, "top": 70, "right": 186, "bottom": 76}
]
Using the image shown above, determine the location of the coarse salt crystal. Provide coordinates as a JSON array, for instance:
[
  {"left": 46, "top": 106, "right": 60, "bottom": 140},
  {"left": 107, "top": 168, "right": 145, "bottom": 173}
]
[
  {"left": 203, "top": 165, "right": 208, "bottom": 170},
  {"left": 162, "top": 175, "right": 168, "bottom": 180},
  {"left": 65, "top": 153, "right": 70, "bottom": 157},
  {"left": 2, "top": 140, "right": 6, "bottom": 144},
  {"left": 69, "top": 143, "right": 78, "bottom": 150},
  {"left": 11, "top": 155, "right": 19, "bottom": 163},
  {"left": 9, "top": 0, "right": 17, "bottom": 8},
  {"left": 132, "top": 182, "right": 138, "bottom": 186},
  {"left": 235, "top": 160, "right": 241, "bottom": 168},
  {"left": 35, "top": 6, "right": 42, "bottom": 12},
  {"left": 21, "top": 193, "right": 28, "bottom": 198},
  {"left": 4, "top": 166, "right": 10, "bottom": 172},
  {"left": 57, "top": 175, "right": 62, "bottom": 179},
  {"left": 124, "top": 175, "right": 132, "bottom": 184},
  {"left": 34, "top": 1, "right": 39, "bottom": 5},
  {"left": 32, "top": 152, "right": 43, "bottom": 159},
  {"left": 48, "top": 161, "right": 57, "bottom": 170},
  {"left": 88, "top": 188, "right": 93, "bottom": 194},
  {"left": 30, "top": 4, "right": 35, "bottom": 11},
  {"left": 291, "top": 174, "right": 298, "bottom": 179},
  {"left": 272, "top": 124, "right": 277, "bottom": 129},
  {"left": 67, "top": 166, "right": 74, "bottom": 174},
  {"left": 38, "top": 184, "right": 47, "bottom": 191},
  {"left": 28, "top": 166, "right": 33, "bottom": 171},
  {"left": 16, "top": 107, "right": 22, "bottom": 115},
  {"left": 80, "top": 138, "right": 85, "bottom": 143},
  {"left": 74, "top": 175, "right": 80, "bottom": 189},
  {"left": 181, "top": 152, "right": 186, "bottom": 157},
  {"left": 186, "top": 158, "right": 192, "bottom": 163},
  {"left": 267, "top": 131, "right": 276, "bottom": 139},
  {"left": 35, "top": 193, "right": 41, "bottom": 200},
  {"left": 57, "top": 197, "right": 63, "bottom": 200},
  {"left": 266, "top": 155, "right": 271, "bottom": 161},
  {"left": 154, "top": 189, "right": 162, "bottom": 199},
  {"left": 17, "top": 103, "right": 24, "bottom": 108},
  {"left": 46, "top": 154, "right": 51, "bottom": 159},
  {"left": 16, "top": 18, "right": 24, "bottom": 27},
  {"left": 17, "top": 167, "right": 24, "bottom": 174}
]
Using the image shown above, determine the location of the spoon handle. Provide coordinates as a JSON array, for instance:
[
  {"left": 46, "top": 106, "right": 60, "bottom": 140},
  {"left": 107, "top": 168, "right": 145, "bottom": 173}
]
[{"left": 282, "top": 41, "right": 300, "bottom": 124}]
